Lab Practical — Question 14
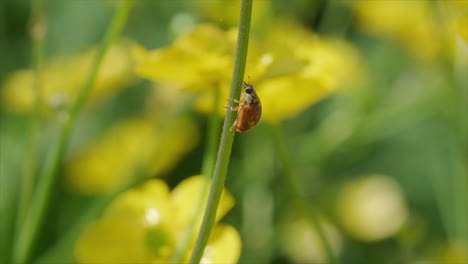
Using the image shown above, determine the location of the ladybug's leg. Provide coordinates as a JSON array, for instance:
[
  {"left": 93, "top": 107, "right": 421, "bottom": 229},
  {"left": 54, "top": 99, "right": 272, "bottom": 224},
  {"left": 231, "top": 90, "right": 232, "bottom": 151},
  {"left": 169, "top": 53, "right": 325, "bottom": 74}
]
[
  {"left": 224, "top": 105, "right": 242, "bottom": 112},
  {"left": 227, "top": 98, "right": 244, "bottom": 104},
  {"left": 226, "top": 97, "right": 244, "bottom": 112}
]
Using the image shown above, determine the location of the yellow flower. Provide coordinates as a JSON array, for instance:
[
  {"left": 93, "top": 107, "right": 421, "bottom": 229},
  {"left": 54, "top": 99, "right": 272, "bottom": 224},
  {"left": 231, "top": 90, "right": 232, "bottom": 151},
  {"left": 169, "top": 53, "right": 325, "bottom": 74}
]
[
  {"left": 135, "top": 21, "right": 361, "bottom": 124},
  {"left": 281, "top": 214, "right": 342, "bottom": 264},
  {"left": 75, "top": 175, "right": 240, "bottom": 264},
  {"left": 336, "top": 175, "right": 408, "bottom": 242},
  {"left": 433, "top": 241, "right": 468, "bottom": 264},
  {"left": 186, "top": 0, "right": 272, "bottom": 27},
  {"left": 66, "top": 116, "right": 199, "bottom": 194},
  {"left": 133, "top": 24, "right": 236, "bottom": 93},
  {"left": 448, "top": 0, "right": 468, "bottom": 43},
  {"left": 353, "top": 0, "right": 444, "bottom": 60},
  {"left": 446, "top": 0, "right": 468, "bottom": 10},
  {"left": 456, "top": 14, "right": 468, "bottom": 42},
  {"left": 1, "top": 41, "right": 134, "bottom": 114},
  {"left": 252, "top": 22, "right": 361, "bottom": 122}
]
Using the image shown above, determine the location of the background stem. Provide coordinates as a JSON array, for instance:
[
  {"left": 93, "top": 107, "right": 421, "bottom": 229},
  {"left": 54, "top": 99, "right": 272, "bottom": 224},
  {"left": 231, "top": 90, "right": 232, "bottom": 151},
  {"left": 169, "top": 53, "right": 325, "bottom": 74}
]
[
  {"left": 12, "top": 1, "right": 133, "bottom": 263},
  {"left": 188, "top": 0, "right": 253, "bottom": 263},
  {"left": 17, "top": 0, "right": 46, "bottom": 230},
  {"left": 270, "top": 123, "right": 339, "bottom": 264},
  {"left": 201, "top": 85, "right": 221, "bottom": 178},
  {"left": 169, "top": 84, "right": 221, "bottom": 263}
]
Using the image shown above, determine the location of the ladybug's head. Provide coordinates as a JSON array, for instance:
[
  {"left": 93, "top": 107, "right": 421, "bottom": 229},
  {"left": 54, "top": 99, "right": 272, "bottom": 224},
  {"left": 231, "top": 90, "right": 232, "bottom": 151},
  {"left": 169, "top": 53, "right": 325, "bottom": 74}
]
[
  {"left": 242, "top": 81, "right": 259, "bottom": 104},
  {"left": 243, "top": 82, "right": 254, "bottom": 94}
]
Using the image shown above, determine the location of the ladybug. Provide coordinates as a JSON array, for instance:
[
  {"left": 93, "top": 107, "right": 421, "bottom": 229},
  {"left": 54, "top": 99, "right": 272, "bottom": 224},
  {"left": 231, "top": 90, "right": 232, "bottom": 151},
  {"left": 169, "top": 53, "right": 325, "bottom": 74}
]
[{"left": 225, "top": 81, "right": 262, "bottom": 132}]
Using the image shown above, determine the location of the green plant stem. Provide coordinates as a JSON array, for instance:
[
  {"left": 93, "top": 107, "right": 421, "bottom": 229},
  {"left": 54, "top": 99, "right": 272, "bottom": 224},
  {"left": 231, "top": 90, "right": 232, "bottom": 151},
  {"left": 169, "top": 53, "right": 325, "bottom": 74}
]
[
  {"left": 13, "top": 1, "right": 133, "bottom": 263},
  {"left": 169, "top": 85, "right": 221, "bottom": 264},
  {"left": 188, "top": 0, "right": 253, "bottom": 263},
  {"left": 17, "top": 0, "right": 46, "bottom": 230},
  {"left": 270, "top": 123, "right": 339, "bottom": 264}
]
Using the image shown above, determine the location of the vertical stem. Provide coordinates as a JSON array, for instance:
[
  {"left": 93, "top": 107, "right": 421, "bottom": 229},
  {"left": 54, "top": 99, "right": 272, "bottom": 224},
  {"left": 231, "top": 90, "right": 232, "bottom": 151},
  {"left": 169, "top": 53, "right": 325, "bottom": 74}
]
[
  {"left": 17, "top": 0, "right": 46, "bottom": 228},
  {"left": 270, "top": 123, "right": 339, "bottom": 264},
  {"left": 188, "top": 0, "right": 253, "bottom": 263},
  {"left": 12, "top": 1, "right": 133, "bottom": 263},
  {"left": 169, "top": 85, "right": 221, "bottom": 263}
]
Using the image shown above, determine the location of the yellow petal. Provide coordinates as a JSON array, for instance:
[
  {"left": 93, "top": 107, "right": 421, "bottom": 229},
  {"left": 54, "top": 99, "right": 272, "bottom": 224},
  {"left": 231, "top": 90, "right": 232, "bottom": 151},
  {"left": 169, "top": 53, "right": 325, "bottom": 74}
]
[
  {"left": 66, "top": 118, "right": 156, "bottom": 194},
  {"left": 76, "top": 179, "right": 176, "bottom": 263},
  {"left": 354, "top": 0, "right": 441, "bottom": 60},
  {"left": 1, "top": 70, "right": 35, "bottom": 113},
  {"left": 188, "top": 0, "right": 271, "bottom": 27},
  {"left": 194, "top": 20, "right": 362, "bottom": 123},
  {"left": 170, "top": 175, "right": 235, "bottom": 230},
  {"left": 66, "top": 117, "right": 199, "bottom": 194},
  {"left": 133, "top": 24, "right": 234, "bottom": 92},
  {"left": 456, "top": 14, "right": 468, "bottom": 42},
  {"left": 259, "top": 76, "right": 328, "bottom": 123},
  {"left": 133, "top": 44, "right": 207, "bottom": 89},
  {"left": 76, "top": 217, "right": 149, "bottom": 264},
  {"left": 105, "top": 179, "right": 172, "bottom": 226},
  {"left": 1, "top": 42, "right": 133, "bottom": 114},
  {"left": 200, "top": 224, "right": 242, "bottom": 264},
  {"left": 434, "top": 241, "right": 468, "bottom": 264},
  {"left": 146, "top": 118, "right": 200, "bottom": 176}
]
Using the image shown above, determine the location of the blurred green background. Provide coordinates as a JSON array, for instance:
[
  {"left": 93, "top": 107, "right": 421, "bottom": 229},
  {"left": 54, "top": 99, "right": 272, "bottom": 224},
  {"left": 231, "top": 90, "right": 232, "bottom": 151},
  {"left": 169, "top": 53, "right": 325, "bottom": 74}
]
[{"left": 1, "top": 0, "right": 467, "bottom": 263}]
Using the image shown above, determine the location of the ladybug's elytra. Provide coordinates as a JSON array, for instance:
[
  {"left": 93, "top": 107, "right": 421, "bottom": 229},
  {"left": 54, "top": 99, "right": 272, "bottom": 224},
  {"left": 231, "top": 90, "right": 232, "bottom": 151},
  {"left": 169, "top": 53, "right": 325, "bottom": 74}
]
[{"left": 225, "top": 81, "right": 262, "bottom": 132}]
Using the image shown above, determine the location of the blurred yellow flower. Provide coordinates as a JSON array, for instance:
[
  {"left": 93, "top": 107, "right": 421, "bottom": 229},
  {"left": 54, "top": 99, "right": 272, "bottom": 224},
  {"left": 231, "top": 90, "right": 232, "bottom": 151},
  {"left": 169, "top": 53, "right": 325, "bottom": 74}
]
[
  {"left": 336, "top": 175, "right": 408, "bottom": 242},
  {"left": 186, "top": 0, "right": 272, "bottom": 27},
  {"left": 75, "top": 175, "right": 240, "bottom": 264},
  {"left": 354, "top": 0, "right": 444, "bottom": 60},
  {"left": 433, "top": 241, "right": 468, "bottom": 264},
  {"left": 133, "top": 24, "right": 236, "bottom": 93},
  {"left": 135, "top": 20, "right": 361, "bottom": 124},
  {"left": 446, "top": 0, "right": 468, "bottom": 10},
  {"left": 66, "top": 116, "right": 199, "bottom": 194},
  {"left": 1, "top": 41, "right": 134, "bottom": 114},
  {"left": 449, "top": 0, "right": 468, "bottom": 43},
  {"left": 281, "top": 214, "right": 342, "bottom": 264},
  {"left": 456, "top": 14, "right": 468, "bottom": 42},
  {"left": 252, "top": 21, "right": 361, "bottom": 123}
]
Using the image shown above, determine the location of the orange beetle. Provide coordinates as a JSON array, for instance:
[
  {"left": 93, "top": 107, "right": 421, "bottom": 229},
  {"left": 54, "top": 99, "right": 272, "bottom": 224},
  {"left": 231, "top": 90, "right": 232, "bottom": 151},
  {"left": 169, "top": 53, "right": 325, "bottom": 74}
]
[{"left": 226, "top": 81, "right": 262, "bottom": 132}]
